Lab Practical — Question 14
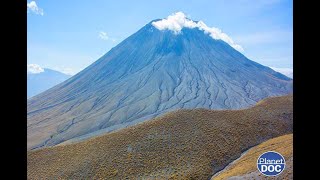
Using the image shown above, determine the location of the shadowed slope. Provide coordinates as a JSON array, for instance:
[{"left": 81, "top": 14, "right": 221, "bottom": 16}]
[{"left": 28, "top": 95, "right": 292, "bottom": 179}]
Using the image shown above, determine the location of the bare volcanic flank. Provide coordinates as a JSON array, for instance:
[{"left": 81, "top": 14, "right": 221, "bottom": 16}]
[
  {"left": 27, "top": 95, "right": 293, "bottom": 179},
  {"left": 27, "top": 18, "right": 292, "bottom": 149}
]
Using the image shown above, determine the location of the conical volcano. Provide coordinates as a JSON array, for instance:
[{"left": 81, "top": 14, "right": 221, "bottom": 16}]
[{"left": 27, "top": 13, "right": 292, "bottom": 149}]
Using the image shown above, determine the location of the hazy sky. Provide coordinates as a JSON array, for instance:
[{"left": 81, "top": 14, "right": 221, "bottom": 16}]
[{"left": 27, "top": 0, "right": 292, "bottom": 75}]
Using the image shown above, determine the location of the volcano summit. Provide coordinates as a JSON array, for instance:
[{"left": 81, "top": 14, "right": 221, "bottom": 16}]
[{"left": 27, "top": 12, "right": 292, "bottom": 150}]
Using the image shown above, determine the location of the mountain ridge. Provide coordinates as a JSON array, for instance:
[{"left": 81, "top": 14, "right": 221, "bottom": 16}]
[
  {"left": 27, "top": 95, "right": 293, "bottom": 179},
  {"left": 27, "top": 17, "right": 292, "bottom": 150},
  {"left": 27, "top": 68, "right": 71, "bottom": 98}
]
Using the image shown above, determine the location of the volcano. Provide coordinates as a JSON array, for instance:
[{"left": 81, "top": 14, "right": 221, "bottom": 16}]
[{"left": 27, "top": 12, "right": 292, "bottom": 149}]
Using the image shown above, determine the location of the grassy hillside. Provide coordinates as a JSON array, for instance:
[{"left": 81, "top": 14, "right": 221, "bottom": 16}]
[
  {"left": 212, "top": 133, "right": 293, "bottom": 180},
  {"left": 27, "top": 95, "right": 292, "bottom": 179}
]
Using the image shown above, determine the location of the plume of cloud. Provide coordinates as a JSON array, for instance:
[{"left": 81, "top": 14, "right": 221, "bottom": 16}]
[
  {"left": 152, "top": 12, "right": 244, "bottom": 52},
  {"left": 99, "top": 31, "right": 109, "bottom": 40},
  {"left": 152, "top": 12, "right": 197, "bottom": 33},
  {"left": 27, "top": 1, "right": 44, "bottom": 16},
  {"left": 27, "top": 64, "right": 44, "bottom": 74}
]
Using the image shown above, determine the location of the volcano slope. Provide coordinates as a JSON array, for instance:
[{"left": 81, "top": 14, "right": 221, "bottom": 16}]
[
  {"left": 27, "top": 13, "right": 292, "bottom": 150},
  {"left": 27, "top": 95, "right": 292, "bottom": 179},
  {"left": 211, "top": 134, "right": 293, "bottom": 180}
]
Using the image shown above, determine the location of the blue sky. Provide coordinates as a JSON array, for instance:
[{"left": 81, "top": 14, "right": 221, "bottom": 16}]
[{"left": 27, "top": 0, "right": 292, "bottom": 75}]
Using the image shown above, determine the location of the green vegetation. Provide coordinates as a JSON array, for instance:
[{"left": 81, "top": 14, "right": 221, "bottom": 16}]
[{"left": 27, "top": 95, "right": 292, "bottom": 179}]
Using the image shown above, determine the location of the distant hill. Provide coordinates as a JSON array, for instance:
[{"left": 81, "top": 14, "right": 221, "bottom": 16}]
[
  {"left": 270, "top": 67, "right": 293, "bottom": 78},
  {"left": 27, "top": 95, "right": 292, "bottom": 179},
  {"left": 211, "top": 133, "right": 293, "bottom": 180},
  {"left": 28, "top": 68, "right": 71, "bottom": 98},
  {"left": 27, "top": 13, "right": 292, "bottom": 149}
]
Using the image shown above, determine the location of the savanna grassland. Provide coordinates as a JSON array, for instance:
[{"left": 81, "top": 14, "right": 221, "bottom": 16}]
[
  {"left": 28, "top": 95, "right": 292, "bottom": 179},
  {"left": 212, "top": 133, "right": 293, "bottom": 180}
]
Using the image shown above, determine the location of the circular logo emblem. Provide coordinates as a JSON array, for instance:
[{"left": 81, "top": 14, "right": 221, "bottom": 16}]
[{"left": 257, "top": 151, "right": 285, "bottom": 176}]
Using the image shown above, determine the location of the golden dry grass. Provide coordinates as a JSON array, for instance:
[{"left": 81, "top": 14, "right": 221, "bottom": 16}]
[
  {"left": 211, "top": 133, "right": 293, "bottom": 180},
  {"left": 27, "top": 95, "right": 292, "bottom": 179}
]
